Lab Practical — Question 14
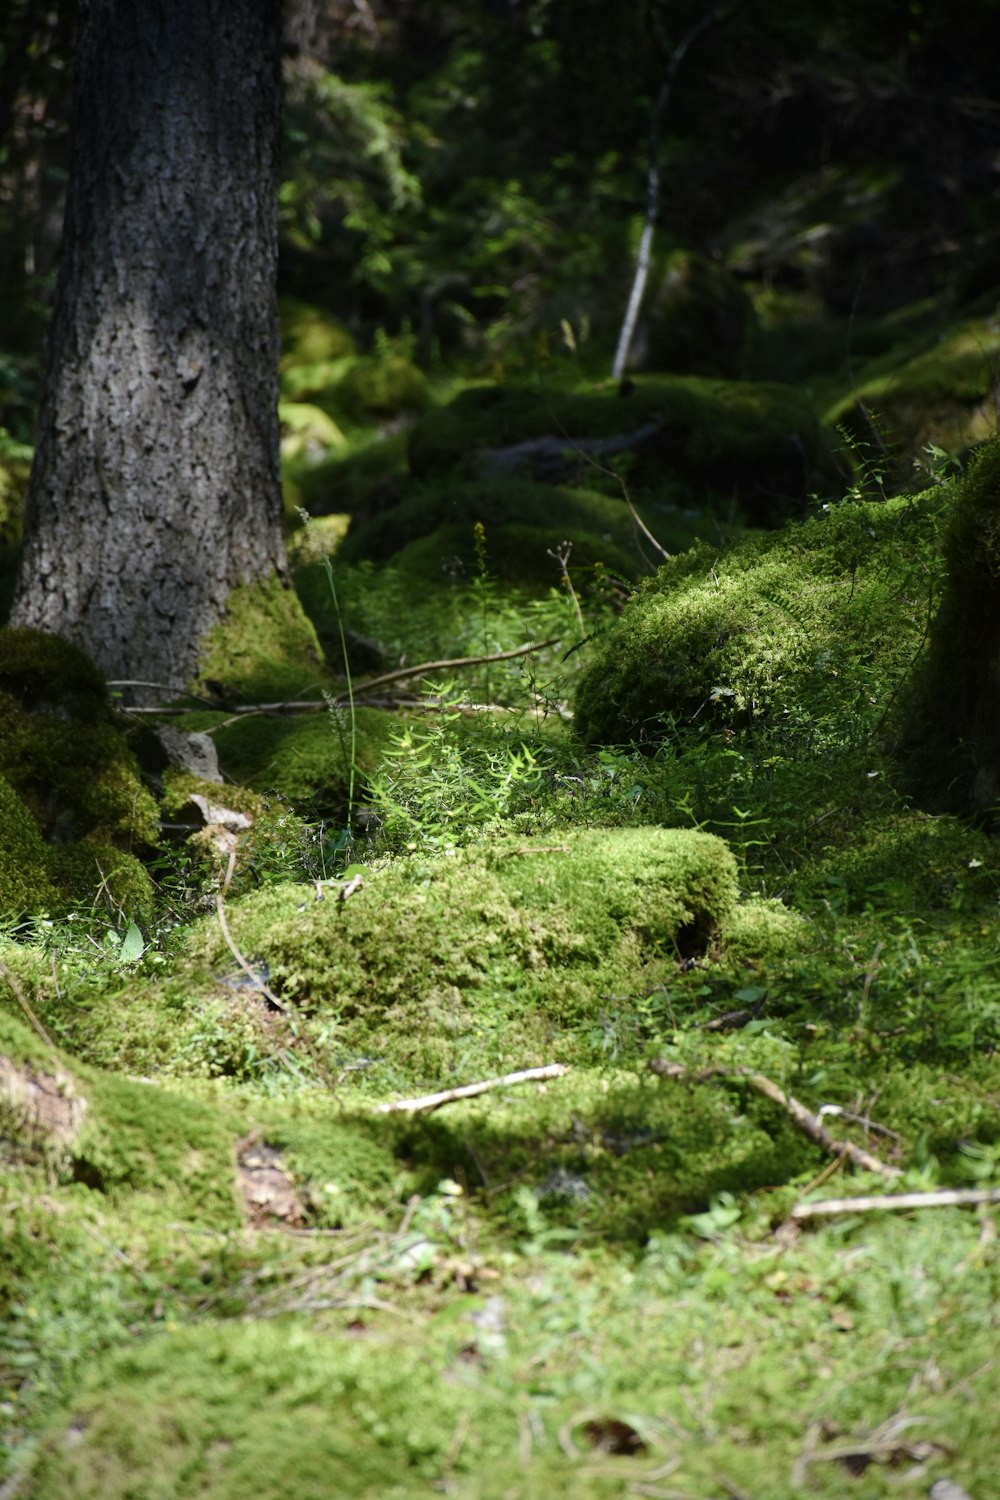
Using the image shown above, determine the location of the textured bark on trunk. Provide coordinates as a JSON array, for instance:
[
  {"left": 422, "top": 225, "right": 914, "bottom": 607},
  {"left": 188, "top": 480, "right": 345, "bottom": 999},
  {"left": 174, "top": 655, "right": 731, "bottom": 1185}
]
[{"left": 12, "top": 0, "right": 286, "bottom": 693}]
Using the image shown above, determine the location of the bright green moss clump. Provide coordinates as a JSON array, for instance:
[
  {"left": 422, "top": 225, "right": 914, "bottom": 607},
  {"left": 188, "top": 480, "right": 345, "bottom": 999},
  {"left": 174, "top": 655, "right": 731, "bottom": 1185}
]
[
  {"left": 195, "top": 575, "right": 327, "bottom": 704},
  {"left": 575, "top": 490, "right": 946, "bottom": 746},
  {"left": 182, "top": 827, "right": 738, "bottom": 1081}
]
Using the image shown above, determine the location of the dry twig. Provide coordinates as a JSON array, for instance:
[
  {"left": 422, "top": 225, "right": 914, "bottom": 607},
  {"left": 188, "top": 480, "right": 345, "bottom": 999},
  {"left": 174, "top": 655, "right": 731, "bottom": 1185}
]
[
  {"left": 791, "top": 1187, "right": 1000, "bottom": 1220},
  {"left": 374, "top": 1063, "right": 570, "bottom": 1115}
]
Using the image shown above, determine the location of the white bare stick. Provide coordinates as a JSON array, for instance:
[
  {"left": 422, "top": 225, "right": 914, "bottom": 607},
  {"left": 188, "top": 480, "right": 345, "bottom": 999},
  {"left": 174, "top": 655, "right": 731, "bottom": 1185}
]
[
  {"left": 791, "top": 1187, "right": 1000, "bottom": 1221},
  {"left": 612, "top": 0, "right": 731, "bottom": 379},
  {"left": 374, "top": 1063, "right": 570, "bottom": 1115}
]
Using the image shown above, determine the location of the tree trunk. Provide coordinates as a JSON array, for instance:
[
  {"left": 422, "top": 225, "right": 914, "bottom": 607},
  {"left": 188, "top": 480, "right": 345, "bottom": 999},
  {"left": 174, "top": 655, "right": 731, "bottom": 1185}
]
[{"left": 12, "top": 0, "right": 287, "bottom": 695}]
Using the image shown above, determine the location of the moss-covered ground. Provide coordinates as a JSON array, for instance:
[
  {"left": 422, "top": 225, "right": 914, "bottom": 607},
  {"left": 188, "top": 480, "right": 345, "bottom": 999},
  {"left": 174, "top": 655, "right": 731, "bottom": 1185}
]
[{"left": 4, "top": 305, "right": 1000, "bottom": 1498}]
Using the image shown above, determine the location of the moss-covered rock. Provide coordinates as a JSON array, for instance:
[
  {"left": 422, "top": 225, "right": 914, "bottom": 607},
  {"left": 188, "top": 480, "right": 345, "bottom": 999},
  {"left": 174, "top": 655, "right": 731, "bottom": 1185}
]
[
  {"left": 574, "top": 489, "right": 946, "bottom": 746},
  {"left": 637, "top": 249, "right": 757, "bottom": 378},
  {"left": 210, "top": 706, "right": 395, "bottom": 818},
  {"left": 181, "top": 827, "right": 738, "bottom": 1081},
  {"left": 0, "top": 629, "right": 159, "bottom": 920},
  {"left": 408, "top": 377, "right": 840, "bottom": 524},
  {"left": 336, "top": 477, "right": 647, "bottom": 582}
]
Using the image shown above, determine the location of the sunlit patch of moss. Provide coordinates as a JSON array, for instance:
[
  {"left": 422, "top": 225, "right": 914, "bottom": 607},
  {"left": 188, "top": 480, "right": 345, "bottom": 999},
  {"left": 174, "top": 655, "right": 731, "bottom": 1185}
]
[
  {"left": 722, "top": 896, "right": 809, "bottom": 969},
  {"left": 0, "top": 629, "right": 159, "bottom": 920},
  {"left": 827, "top": 302, "right": 1000, "bottom": 476},
  {"left": 195, "top": 574, "right": 328, "bottom": 704},
  {"left": 574, "top": 488, "right": 946, "bottom": 746},
  {"left": 171, "top": 827, "right": 737, "bottom": 1089},
  {"left": 0, "top": 774, "right": 60, "bottom": 918},
  {"left": 0, "top": 429, "right": 31, "bottom": 546}
]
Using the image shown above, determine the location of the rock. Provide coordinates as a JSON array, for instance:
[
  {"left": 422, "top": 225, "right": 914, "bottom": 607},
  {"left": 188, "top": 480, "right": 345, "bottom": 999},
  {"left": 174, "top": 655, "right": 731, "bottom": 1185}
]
[{"left": 152, "top": 724, "right": 223, "bottom": 783}]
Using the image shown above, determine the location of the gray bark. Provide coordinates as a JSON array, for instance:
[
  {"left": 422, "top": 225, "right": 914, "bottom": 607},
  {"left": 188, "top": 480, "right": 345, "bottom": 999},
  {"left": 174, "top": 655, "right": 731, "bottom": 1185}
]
[{"left": 12, "top": 0, "right": 287, "bottom": 695}]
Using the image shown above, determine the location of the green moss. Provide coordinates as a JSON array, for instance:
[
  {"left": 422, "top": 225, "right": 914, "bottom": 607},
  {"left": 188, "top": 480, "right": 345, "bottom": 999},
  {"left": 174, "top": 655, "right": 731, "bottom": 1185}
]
[
  {"left": 0, "top": 774, "right": 60, "bottom": 919},
  {"left": 0, "top": 430, "right": 30, "bottom": 547},
  {"left": 292, "top": 431, "right": 409, "bottom": 517},
  {"left": 25, "top": 1322, "right": 474, "bottom": 1500},
  {"left": 159, "top": 770, "right": 262, "bottom": 822},
  {"left": 60, "top": 843, "right": 155, "bottom": 923},
  {"left": 70, "top": 1073, "right": 242, "bottom": 1228},
  {"left": 722, "top": 896, "right": 809, "bottom": 969},
  {"left": 0, "top": 630, "right": 160, "bottom": 919},
  {"left": 574, "top": 489, "right": 946, "bottom": 746},
  {"left": 337, "top": 478, "right": 645, "bottom": 581},
  {"left": 177, "top": 828, "right": 737, "bottom": 1084},
  {"left": 195, "top": 575, "right": 328, "bottom": 704},
  {"left": 335, "top": 353, "right": 431, "bottom": 420},
  {"left": 211, "top": 706, "right": 395, "bottom": 816},
  {"left": 0, "top": 627, "right": 108, "bottom": 714},
  {"left": 253, "top": 1106, "right": 405, "bottom": 1229},
  {"left": 826, "top": 304, "right": 1000, "bottom": 475},
  {"left": 279, "top": 296, "right": 356, "bottom": 369},
  {"left": 908, "top": 437, "right": 1000, "bottom": 812},
  {"left": 408, "top": 376, "right": 839, "bottom": 524},
  {"left": 794, "top": 812, "right": 997, "bottom": 913}
]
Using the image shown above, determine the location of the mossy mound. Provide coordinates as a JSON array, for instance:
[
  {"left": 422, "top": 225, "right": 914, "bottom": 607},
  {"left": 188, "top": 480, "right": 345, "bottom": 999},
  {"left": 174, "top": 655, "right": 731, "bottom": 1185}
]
[
  {"left": 336, "top": 477, "right": 646, "bottom": 582},
  {"left": 408, "top": 376, "right": 840, "bottom": 524},
  {"left": 0, "top": 1013, "right": 241, "bottom": 1227},
  {"left": 210, "top": 706, "right": 395, "bottom": 817},
  {"left": 638, "top": 249, "right": 757, "bottom": 378},
  {"left": 793, "top": 811, "right": 997, "bottom": 914},
  {"left": 574, "top": 490, "right": 946, "bottom": 746},
  {"left": 335, "top": 353, "right": 431, "bottom": 421},
  {"left": 291, "top": 430, "right": 409, "bottom": 518},
  {"left": 194, "top": 575, "right": 328, "bottom": 704},
  {"left": 827, "top": 302, "right": 1000, "bottom": 478},
  {"left": 0, "top": 629, "right": 158, "bottom": 920},
  {"left": 181, "top": 828, "right": 737, "bottom": 1081}
]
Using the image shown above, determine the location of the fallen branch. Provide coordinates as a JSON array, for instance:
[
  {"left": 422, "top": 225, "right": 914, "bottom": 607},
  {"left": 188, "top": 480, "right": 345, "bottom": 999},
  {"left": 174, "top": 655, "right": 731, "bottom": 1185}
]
[
  {"left": 478, "top": 423, "right": 663, "bottom": 478},
  {"left": 121, "top": 640, "right": 561, "bottom": 720},
  {"left": 330, "top": 638, "right": 560, "bottom": 702},
  {"left": 649, "top": 1059, "right": 901, "bottom": 1178},
  {"left": 374, "top": 1063, "right": 570, "bottom": 1115},
  {"left": 791, "top": 1187, "right": 1000, "bottom": 1221}
]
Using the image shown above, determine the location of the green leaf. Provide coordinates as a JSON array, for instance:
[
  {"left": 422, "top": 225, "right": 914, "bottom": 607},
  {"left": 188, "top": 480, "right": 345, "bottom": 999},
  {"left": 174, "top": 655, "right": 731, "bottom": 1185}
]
[{"left": 118, "top": 921, "right": 145, "bottom": 965}]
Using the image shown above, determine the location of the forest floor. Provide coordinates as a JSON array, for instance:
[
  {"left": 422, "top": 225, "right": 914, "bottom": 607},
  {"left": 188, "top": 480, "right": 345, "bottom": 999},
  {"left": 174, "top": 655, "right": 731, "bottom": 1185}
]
[{"left": 4, "top": 301, "right": 1000, "bottom": 1498}]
